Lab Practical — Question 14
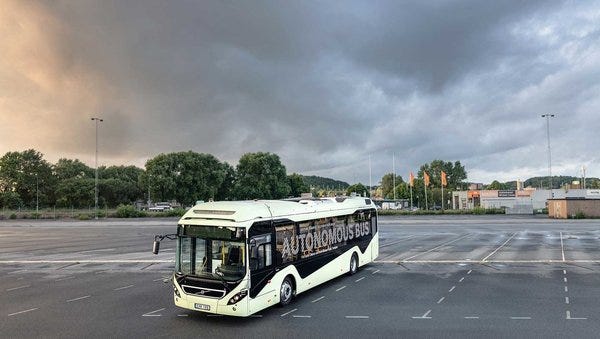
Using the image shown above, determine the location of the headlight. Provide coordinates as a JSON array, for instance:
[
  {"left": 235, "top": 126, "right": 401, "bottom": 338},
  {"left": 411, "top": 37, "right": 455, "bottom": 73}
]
[
  {"left": 173, "top": 284, "right": 181, "bottom": 298},
  {"left": 227, "top": 289, "right": 248, "bottom": 305}
]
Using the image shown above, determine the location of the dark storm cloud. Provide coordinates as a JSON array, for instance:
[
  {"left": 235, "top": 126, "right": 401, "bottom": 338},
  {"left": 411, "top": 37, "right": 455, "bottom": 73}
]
[{"left": 1, "top": 0, "right": 599, "bottom": 183}]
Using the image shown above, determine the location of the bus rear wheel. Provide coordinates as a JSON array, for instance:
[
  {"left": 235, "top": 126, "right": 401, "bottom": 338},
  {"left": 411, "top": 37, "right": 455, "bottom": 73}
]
[
  {"left": 279, "top": 276, "right": 294, "bottom": 306},
  {"left": 349, "top": 253, "right": 358, "bottom": 275}
]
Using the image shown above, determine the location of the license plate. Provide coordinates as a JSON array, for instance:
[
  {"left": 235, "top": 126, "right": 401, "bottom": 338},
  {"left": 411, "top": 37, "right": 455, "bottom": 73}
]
[{"left": 194, "top": 303, "right": 210, "bottom": 311}]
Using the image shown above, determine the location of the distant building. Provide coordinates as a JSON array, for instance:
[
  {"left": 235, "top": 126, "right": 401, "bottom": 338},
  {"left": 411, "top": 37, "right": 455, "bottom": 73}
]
[
  {"left": 451, "top": 188, "right": 599, "bottom": 215},
  {"left": 548, "top": 191, "right": 600, "bottom": 218}
]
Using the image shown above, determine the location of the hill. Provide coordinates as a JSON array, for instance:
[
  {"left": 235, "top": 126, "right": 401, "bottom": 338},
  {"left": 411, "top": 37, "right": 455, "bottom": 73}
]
[{"left": 301, "top": 175, "right": 349, "bottom": 190}]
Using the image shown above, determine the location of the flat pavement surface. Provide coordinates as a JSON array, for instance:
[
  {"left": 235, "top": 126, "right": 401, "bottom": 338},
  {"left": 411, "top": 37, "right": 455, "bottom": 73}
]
[{"left": 1, "top": 215, "right": 600, "bottom": 338}]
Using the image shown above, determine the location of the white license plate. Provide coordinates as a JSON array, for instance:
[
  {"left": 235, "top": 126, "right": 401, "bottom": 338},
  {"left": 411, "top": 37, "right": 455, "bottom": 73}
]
[{"left": 194, "top": 303, "right": 210, "bottom": 311}]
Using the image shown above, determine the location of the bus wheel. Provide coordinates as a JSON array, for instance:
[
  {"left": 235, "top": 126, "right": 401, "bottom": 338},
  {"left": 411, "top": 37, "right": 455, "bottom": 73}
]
[
  {"left": 279, "top": 276, "right": 294, "bottom": 306},
  {"left": 349, "top": 253, "right": 358, "bottom": 275}
]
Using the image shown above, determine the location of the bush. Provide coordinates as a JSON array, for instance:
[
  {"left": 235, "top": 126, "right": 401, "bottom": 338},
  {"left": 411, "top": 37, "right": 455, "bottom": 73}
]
[
  {"left": 573, "top": 211, "right": 586, "bottom": 219},
  {"left": 9, "top": 213, "right": 17, "bottom": 219},
  {"left": 115, "top": 204, "right": 145, "bottom": 218},
  {"left": 78, "top": 214, "right": 91, "bottom": 220}
]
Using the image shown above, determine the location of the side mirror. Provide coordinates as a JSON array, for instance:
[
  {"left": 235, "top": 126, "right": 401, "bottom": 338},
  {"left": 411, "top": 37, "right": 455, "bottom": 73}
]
[{"left": 152, "top": 240, "right": 160, "bottom": 255}]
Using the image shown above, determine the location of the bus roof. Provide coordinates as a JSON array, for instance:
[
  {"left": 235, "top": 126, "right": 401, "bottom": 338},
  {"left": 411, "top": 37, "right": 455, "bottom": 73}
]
[{"left": 179, "top": 197, "right": 375, "bottom": 224}]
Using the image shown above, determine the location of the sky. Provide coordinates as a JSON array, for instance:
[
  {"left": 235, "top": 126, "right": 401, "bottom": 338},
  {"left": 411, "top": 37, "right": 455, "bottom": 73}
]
[{"left": 1, "top": 0, "right": 599, "bottom": 186}]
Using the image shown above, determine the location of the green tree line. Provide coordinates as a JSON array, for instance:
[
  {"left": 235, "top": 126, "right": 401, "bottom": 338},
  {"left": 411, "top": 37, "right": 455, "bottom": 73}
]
[{"left": 0, "top": 150, "right": 311, "bottom": 209}]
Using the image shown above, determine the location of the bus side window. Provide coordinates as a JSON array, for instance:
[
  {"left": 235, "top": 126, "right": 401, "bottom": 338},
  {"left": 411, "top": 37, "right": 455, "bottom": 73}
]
[{"left": 250, "top": 235, "right": 272, "bottom": 270}]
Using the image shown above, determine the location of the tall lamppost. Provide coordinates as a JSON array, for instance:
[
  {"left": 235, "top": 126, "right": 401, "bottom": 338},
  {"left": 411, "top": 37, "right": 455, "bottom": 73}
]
[
  {"left": 541, "top": 114, "right": 555, "bottom": 199},
  {"left": 91, "top": 117, "right": 103, "bottom": 219}
]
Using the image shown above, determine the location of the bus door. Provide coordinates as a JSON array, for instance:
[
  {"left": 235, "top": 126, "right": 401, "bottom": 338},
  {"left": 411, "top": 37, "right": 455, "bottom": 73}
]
[{"left": 248, "top": 233, "right": 276, "bottom": 312}]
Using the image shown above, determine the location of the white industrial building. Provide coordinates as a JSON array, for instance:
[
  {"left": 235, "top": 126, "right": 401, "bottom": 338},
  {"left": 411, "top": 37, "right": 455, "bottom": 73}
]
[{"left": 452, "top": 189, "right": 600, "bottom": 214}]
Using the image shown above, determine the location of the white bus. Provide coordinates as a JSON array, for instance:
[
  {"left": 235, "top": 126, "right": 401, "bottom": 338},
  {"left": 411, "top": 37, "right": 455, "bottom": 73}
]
[{"left": 153, "top": 196, "right": 379, "bottom": 317}]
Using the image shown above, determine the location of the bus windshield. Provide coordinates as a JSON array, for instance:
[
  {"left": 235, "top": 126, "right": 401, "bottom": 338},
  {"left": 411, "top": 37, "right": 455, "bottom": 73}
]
[{"left": 176, "top": 225, "right": 246, "bottom": 282}]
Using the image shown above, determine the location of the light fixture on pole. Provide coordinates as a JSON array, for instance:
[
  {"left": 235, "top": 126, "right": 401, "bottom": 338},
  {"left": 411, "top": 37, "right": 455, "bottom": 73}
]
[
  {"left": 541, "top": 114, "right": 555, "bottom": 199},
  {"left": 91, "top": 117, "right": 103, "bottom": 220}
]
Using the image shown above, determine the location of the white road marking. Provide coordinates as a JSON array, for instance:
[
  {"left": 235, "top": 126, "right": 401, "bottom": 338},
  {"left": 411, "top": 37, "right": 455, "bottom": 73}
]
[
  {"left": 459, "top": 277, "right": 465, "bottom": 282},
  {"left": 412, "top": 310, "right": 432, "bottom": 319},
  {"left": 0, "top": 260, "right": 173, "bottom": 264},
  {"left": 293, "top": 315, "right": 312, "bottom": 318},
  {"left": 8, "top": 308, "right": 38, "bottom": 317},
  {"left": 7, "top": 269, "right": 27, "bottom": 274},
  {"left": 566, "top": 311, "right": 587, "bottom": 320},
  {"left": 564, "top": 277, "right": 567, "bottom": 283},
  {"left": 510, "top": 317, "right": 531, "bottom": 320},
  {"left": 403, "top": 234, "right": 471, "bottom": 261},
  {"left": 6, "top": 285, "right": 30, "bottom": 291},
  {"left": 565, "top": 297, "right": 570, "bottom": 304},
  {"left": 177, "top": 314, "right": 188, "bottom": 317},
  {"left": 280, "top": 309, "right": 297, "bottom": 317},
  {"left": 336, "top": 286, "right": 346, "bottom": 292},
  {"left": 67, "top": 295, "right": 91, "bottom": 303},
  {"left": 372, "top": 270, "right": 380, "bottom": 275},
  {"left": 563, "top": 270, "right": 567, "bottom": 275},
  {"left": 311, "top": 296, "right": 325, "bottom": 303},
  {"left": 114, "top": 284, "right": 134, "bottom": 291},
  {"left": 153, "top": 278, "right": 165, "bottom": 282},
  {"left": 345, "top": 316, "right": 369, "bottom": 319},
  {"left": 55, "top": 276, "right": 75, "bottom": 282},
  {"left": 449, "top": 286, "right": 456, "bottom": 292},
  {"left": 565, "top": 286, "right": 568, "bottom": 292},
  {"left": 437, "top": 297, "right": 445, "bottom": 304},
  {"left": 374, "top": 259, "right": 600, "bottom": 264},
  {"left": 464, "top": 316, "right": 479, "bottom": 319},
  {"left": 78, "top": 248, "right": 116, "bottom": 254},
  {"left": 480, "top": 232, "right": 517, "bottom": 262},
  {"left": 355, "top": 277, "right": 365, "bottom": 282},
  {"left": 467, "top": 270, "right": 472, "bottom": 275},
  {"left": 143, "top": 308, "right": 165, "bottom": 317},
  {"left": 560, "top": 232, "right": 565, "bottom": 262}
]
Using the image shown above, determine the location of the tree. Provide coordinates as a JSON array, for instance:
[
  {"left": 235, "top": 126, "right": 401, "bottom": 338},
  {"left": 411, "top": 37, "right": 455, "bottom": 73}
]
[
  {"left": 380, "top": 173, "right": 404, "bottom": 199},
  {"left": 55, "top": 178, "right": 95, "bottom": 208},
  {"left": 234, "top": 152, "right": 291, "bottom": 200},
  {"left": 54, "top": 158, "right": 93, "bottom": 181},
  {"left": 417, "top": 160, "right": 467, "bottom": 208},
  {"left": 486, "top": 180, "right": 506, "bottom": 190},
  {"left": 0, "top": 149, "right": 55, "bottom": 208},
  {"left": 144, "top": 151, "right": 232, "bottom": 205},
  {"left": 288, "top": 173, "right": 309, "bottom": 197},
  {"left": 346, "top": 183, "right": 369, "bottom": 197}
]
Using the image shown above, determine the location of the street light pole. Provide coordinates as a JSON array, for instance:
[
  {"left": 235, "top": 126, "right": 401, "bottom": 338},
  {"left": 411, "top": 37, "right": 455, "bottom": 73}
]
[
  {"left": 541, "top": 114, "right": 555, "bottom": 198},
  {"left": 91, "top": 117, "right": 103, "bottom": 220}
]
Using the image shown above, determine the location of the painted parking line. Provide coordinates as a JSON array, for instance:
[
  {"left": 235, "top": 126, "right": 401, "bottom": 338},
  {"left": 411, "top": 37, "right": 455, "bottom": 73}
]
[
  {"left": 114, "top": 284, "right": 134, "bottom": 291},
  {"left": 371, "top": 270, "right": 380, "bottom": 275},
  {"left": 402, "top": 234, "right": 471, "bottom": 261},
  {"left": 510, "top": 317, "right": 531, "bottom": 320},
  {"left": 448, "top": 286, "right": 456, "bottom": 293},
  {"left": 459, "top": 277, "right": 465, "bottom": 282},
  {"left": 142, "top": 308, "right": 165, "bottom": 317},
  {"left": 565, "top": 297, "right": 570, "bottom": 304},
  {"left": 336, "top": 286, "right": 346, "bottom": 292},
  {"left": 280, "top": 308, "right": 297, "bottom": 317},
  {"left": 437, "top": 297, "right": 445, "bottom": 304},
  {"left": 6, "top": 285, "right": 30, "bottom": 292},
  {"left": 566, "top": 311, "right": 587, "bottom": 320},
  {"left": 412, "top": 310, "right": 432, "bottom": 319},
  {"left": 467, "top": 270, "right": 472, "bottom": 275},
  {"left": 67, "top": 295, "right": 91, "bottom": 303},
  {"left": 8, "top": 308, "right": 38, "bottom": 317},
  {"left": 480, "top": 232, "right": 517, "bottom": 262},
  {"left": 464, "top": 316, "right": 479, "bottom": 319},
  {"left": 560, "top": 232, "right": 566, "bottom": 262},
  {"left": 345, "top": 315, "right": 369, "bottom": 319},
  {"left": 177, "top": 314, "right": 188, "bottom": 317},
  {"left": 55, "top": 276, "right": 75, "bottom": 282},
  {"left": 355, "top": 277, "right": 365, "bottom": 282},
  {"left": 293, "top": 315, "right": 312, "bottom": 318},
  {"left": 311, "top": 296, "right": 325, "bottom": 303}
]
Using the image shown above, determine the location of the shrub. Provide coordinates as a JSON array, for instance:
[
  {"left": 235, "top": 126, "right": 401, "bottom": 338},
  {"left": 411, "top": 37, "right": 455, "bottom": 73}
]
[
  {"left": 573, "top": 211, "right": 586, "bottom": 219},
  {"left": 78, "top": 214, "right": 91, "bottom": 220},
  {"left": 9, "top": 213, "right": 17, "bottom": 219},
  {"left": 115, "top": 204, "right": 145, "bottom": 218}
]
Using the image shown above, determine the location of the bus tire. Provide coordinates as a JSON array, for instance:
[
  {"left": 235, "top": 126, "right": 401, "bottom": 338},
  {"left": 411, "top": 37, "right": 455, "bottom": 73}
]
[
  {"left": 279, "top": 276, "right": 294, "bottom": 306},
  {"left": 349, "top": 253, "right": 358, "bottom": 275}
]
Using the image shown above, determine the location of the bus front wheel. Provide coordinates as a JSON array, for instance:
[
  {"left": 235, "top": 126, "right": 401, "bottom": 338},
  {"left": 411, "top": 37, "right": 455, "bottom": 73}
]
[
  {"left": 349, "top": 253, "right": 358, "bottom": 275},
  {"left": 279, "top": 276, "right": 294, "bottom": 306}
]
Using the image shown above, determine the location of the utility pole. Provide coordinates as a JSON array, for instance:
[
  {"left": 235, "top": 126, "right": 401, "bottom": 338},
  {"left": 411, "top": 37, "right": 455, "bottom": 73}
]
[
  {"left": 541, "top": 114, "right": 555, "bottom": 199},
  {"left": 392, "top": 153, "right": 396, "bottom": 201},
  {"left": 91, "top": 117, "right": 103, "bottom": 220}
]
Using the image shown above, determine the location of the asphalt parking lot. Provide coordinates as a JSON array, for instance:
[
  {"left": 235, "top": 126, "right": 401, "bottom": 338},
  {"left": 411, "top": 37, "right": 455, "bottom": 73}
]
[{"left": 1, "top": 215, "right": 599, "bottom": 338}]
